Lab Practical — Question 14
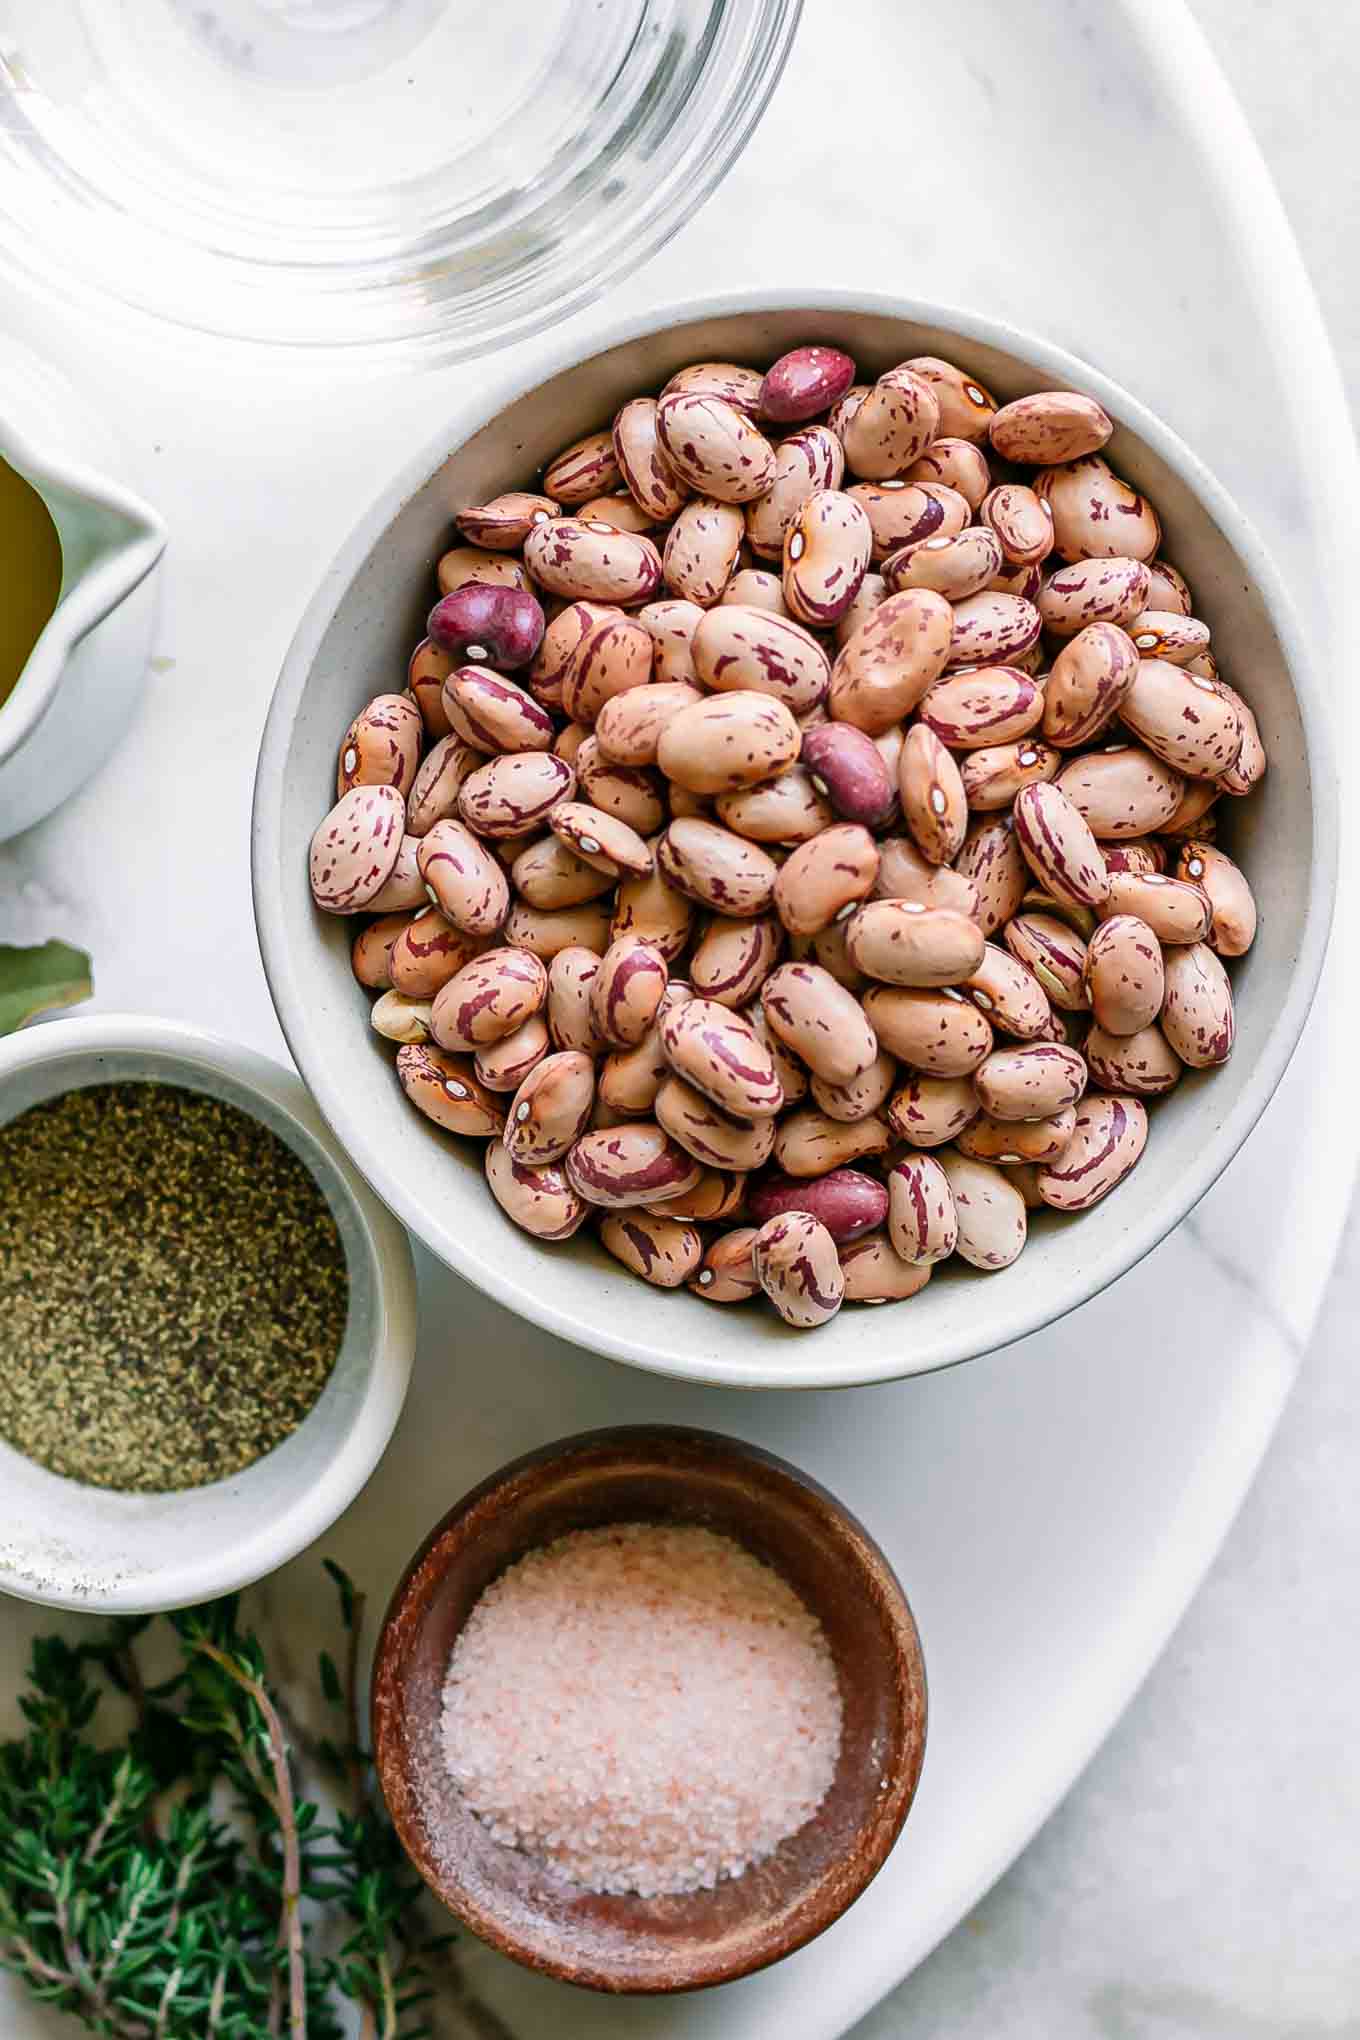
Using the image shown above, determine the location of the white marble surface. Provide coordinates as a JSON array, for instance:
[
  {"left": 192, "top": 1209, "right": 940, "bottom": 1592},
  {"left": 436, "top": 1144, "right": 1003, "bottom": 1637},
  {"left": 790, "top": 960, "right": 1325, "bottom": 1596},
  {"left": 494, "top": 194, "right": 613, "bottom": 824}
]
[{"left": 0, "top": 3, "right": 1356, "bottom": 2037}]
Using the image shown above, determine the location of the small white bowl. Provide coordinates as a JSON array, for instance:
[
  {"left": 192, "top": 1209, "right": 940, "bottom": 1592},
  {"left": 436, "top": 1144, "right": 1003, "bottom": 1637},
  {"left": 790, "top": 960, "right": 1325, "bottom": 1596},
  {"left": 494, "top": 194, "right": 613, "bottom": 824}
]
[
  {"left": 0, "top": 1013, "right": 417, "bottom": 1613},
  {"left": 253, "top": 292, "right": 1337, "bottom": 1392}
]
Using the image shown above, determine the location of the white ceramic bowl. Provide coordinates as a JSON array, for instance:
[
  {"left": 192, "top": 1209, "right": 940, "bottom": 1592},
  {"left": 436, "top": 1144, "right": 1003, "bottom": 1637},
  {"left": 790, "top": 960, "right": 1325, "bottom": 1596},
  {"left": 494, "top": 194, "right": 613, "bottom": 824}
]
[
  {"left": 0, "top": 1014, "right": 417, "bottom": 1612},
  {"left": 253, "top": 292, "right": 1337, "bottom": 1391}
]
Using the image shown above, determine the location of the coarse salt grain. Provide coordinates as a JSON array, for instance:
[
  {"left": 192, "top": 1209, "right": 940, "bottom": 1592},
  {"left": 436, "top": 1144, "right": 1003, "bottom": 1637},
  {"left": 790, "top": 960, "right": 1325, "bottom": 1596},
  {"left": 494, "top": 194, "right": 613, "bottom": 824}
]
[{"left": 440, "top": 1522, "right": 842, "bottom": 1897}]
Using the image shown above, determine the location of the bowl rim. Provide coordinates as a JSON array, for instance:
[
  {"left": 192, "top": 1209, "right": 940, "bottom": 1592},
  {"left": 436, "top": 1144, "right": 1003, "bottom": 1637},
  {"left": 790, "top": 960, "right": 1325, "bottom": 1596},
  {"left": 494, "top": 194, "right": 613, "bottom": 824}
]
[
  {"left": 369, "top": 1421, "right": 927, "bottom": 1992},
  {"left": 0, "top": 1011, "right": 418, "bottom": 1612},
  {"left": 253, "top": 287, "right": 1339, "bottom": 1390}
]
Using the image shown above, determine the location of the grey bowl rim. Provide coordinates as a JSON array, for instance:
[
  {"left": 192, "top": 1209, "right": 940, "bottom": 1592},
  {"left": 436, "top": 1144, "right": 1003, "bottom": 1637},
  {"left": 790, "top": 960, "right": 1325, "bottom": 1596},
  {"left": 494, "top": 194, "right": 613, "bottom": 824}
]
[{"left": 252, "top": 287, "right": 1338, "bottom": 1390}]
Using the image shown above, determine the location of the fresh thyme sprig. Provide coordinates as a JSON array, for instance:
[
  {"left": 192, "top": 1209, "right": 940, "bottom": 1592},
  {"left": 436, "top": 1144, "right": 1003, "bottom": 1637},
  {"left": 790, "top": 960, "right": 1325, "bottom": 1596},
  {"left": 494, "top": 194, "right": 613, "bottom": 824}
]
[{"left": 0, "top": 1567, "right": 446, "bottom": 2040}]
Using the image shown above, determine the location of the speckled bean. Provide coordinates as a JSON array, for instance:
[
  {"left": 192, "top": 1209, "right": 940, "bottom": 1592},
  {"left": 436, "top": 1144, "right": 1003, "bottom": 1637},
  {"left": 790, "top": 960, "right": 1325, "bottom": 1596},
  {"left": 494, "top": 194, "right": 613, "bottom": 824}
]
[
  {"left": 862, "top": 986, "right": 993, "bottom": 1076},
  {"left": 663, "top": 497, "right": 746, "bottom": 606},
  {"left": 1127, "top": 611, "right": 1211, "bottom": 666},
  {"left": 1121, "top": 661, "right": 1243, "bottom": 780},
  {"left": 960, "top": 943, "right": 1052, "bottom": 1038},
  {"left": 545, "top": 945, "right": 605, "bottom": 1055},
  {"left": 651, "top": 1167, "right": 746, "bottom": 1223},
  {"left": 1160, "top": 942, "right": 1235, "bottom": 1066},
  {"left": 688, "top": 1226, "right": 762, "bottom": 1302},
  {"left": 565, "top": 1123, "right": 702, "bottom": 1209},
  {"left": 845, "top": 901, "right": 984, "bottom": 987},
  {"left": 761, "top": 961, "right": 878, "bottom": 1084},
  {"left": 416, "top": 818, "right": 512, "bottom": 933},
  {"left": 944, "top": 593, "right": 1042, "bottom": 671},
  {"left": 366, "top": 834, "right": 429, "bottom": 912},
  {"left": 1054, "top": 745, "right": 1186, "bottom": 838},
  {"left": 828, "top": 587, "right": 953, "bottom": 732},
  {"left": 473, "top": 1013, "right": 549, "bottom": 1091},
  {"left": 886, "top": 1072, "right": 980, "bottom": 1147},
  {"left": 689, "top": 915, "right": 783, "bottom": 1008},
  {"left": 458, "top": 751, "right": 576, "bottom": 840},
  {"left": 905, "top": 434, "right": 993, "bottom": 504},
  {"left": 895, "top": 724, "right": 967, "bottom": 865},
  {"left": 542, "top": 429, "right": 622, "bottom": 505},
  {"left": 310, "top": 784, "right": 406, "bottom": 914},
  {"left": 752, "top": 1211, "right": 845, "bottom": 1328},
  {"left": 389, "top": 907, "right": 482, "bottom": 998},
  {"left": 847, "top": 479, "right": 969, "bottom": 563},
  {"left": 692, "top": 605, "right": 830, "bottom": 715},
  {"left": 1174, "top": 841, "right": 1256, "bottom": 956},
  {"left": 1084, "top": 1023, "right": 1182, "bottom": 1096},
  {"left": 612, "top": 397, "right": 690, "bottom": 521},
  {"left": 436, "top": 546, "right": 531, "bottom": 596},
  {"left": 599, "top": 1210, "right": 704, "bottom": 1286},
  {"left": 989, "top": 391, "right": 1112, "bottom": 465},
  {"left": 1042, "top": 622, "right": 1140, "bottom": 747},
  {"left": 937, "top": 1150, "right": 1028, "bottom": 1268},
  {"left": 337, "top": 693, "right": 424, "bottom": 800},
  {"left": 954, "top": 815, "right": 1029, "bottom": 935},
  {"left": 979, "top": 484, "right": 1053, "bottom": 566},
  {"left": 656, "top": 817, "right": 778, "bottom": 916},
  {"left": 408, "top": 637, "right": 454, "bottom": 737},
  {"left": 1103, "top": 871, "right": 1212, "bottom": 945},
  {"left": 396, "top": 1041, "right": 506, "bottom": 1138},
  {"left": 351, "top": 910, "right": 412, "bottom": 990},
  {"left": 654, "top": 1076, "right": 777, "bottom": 1171},
  {"left": 973, "top": 1041, "right": 1087, "bottom": 1120},
  {"left": 661, "top": 361, "right": 765, "bottom": 414},
  {"left": 443, "top": 669, "right": 554, "bottom": 756},
  {"left": 782, "top": 488, "right": 873, "bottom": 629},
  {"left": 772, "top": 823, "right": 879, "bottom": 937},
  {"left": 886, "top": 1154, "right": 958, "bottom": 1264},
  {"left": 1036, "top": 1094, "right": 1148, "bottom": 1211},
  {"left": 716, "top": 766, "right": 835, "bottom": 845},
  {"left": 841, "top": 365, "right": 941, "bottom": 480},
  {"left": 746, "top": 425, "right": 845, "bottom": 560},
  {"left": 429, "top": 945, "right": 548, "bottom": 1052},
  {"left": 655, "top": 391, "right": 776, "bottom": 504},
  {"left": 1083, "top": 914, "right": 1165, "bottom": 1035},
  {"left": 654, "top": 693, "right": 801, "bottom": 799},
  {"left": 809, "top": 1047, "right": 896, "bottom": 1123},
  {"left": 921, "top": 666, "right": 1044, "bottom": 748},
  {"left": 1038, "top": 557, "right": 1151, "bottom": 637},
  {"left": 903, "top": 358, "right": 997, "bottom": 442},
  {"left": 772, "top": 1107, "right": 893, "bottom": 1176},
  {"left": 883, "top": 525, "right": 1004, "bottom": 602},
  {"left": 1002, "top": 912, "right": 1090, "bottom": 1012},
  {"left": 610, "top": 857, "right": 695, "bottom": 958},
  {"left": 457, "top": 491, "right": 559, "bottom": 550},
  {"left": 523, "top": 517, "right": 662, "bottom": 605},
  {"left": 957, "top": 1107, "right": 1076, "bottom": 1165},
  {"left": 504, "top": 898, "right": 613, "bottom": 959},
  {"left": 839, "top": 1233, "right": 932, "bottom": 1303},
  {"left": 1036, "top": 455, "right": 1160, "bottom": 564},
  {"left": 1213, "top": 683, "right": 1266, "bottom": 795},
  {"left": 582, "top": 935, "right": 667, "bottom": 1048},
  {"left": 1012, "top": 782, "right": 1110, "bottom": 908}
]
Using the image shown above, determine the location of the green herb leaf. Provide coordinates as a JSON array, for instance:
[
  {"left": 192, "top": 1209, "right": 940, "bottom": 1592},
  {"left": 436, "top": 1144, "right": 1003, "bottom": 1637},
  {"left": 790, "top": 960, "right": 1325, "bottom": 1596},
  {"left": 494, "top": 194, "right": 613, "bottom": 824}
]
[{"left": 0, "top": 939, "right": 92, "bottom": 1036}]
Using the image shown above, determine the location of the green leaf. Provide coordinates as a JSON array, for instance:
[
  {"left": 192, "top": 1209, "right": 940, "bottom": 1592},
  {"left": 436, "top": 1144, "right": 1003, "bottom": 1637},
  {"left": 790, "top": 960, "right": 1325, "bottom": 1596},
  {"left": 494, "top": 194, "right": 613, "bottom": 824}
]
[
  {"left": 0, "top": 941, "right": 92, "bottom": 1036},
  {"left": 318, "top": 1652, "right": 342, "bottom": 1707}
]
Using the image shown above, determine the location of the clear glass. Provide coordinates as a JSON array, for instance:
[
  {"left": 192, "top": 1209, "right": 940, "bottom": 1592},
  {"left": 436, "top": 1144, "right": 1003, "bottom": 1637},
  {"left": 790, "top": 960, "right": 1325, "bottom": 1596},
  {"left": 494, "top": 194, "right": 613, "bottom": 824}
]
[{"left": 0, "top": 0, "right": 800, "bottom": 359}]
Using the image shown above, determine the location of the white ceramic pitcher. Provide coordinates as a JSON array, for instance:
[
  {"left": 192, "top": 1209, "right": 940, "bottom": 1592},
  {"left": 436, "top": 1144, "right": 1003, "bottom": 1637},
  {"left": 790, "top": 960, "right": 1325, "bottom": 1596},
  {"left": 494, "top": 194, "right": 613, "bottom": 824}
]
[{"left": 0, "top": 335, "right": 166, "bottom": 841}]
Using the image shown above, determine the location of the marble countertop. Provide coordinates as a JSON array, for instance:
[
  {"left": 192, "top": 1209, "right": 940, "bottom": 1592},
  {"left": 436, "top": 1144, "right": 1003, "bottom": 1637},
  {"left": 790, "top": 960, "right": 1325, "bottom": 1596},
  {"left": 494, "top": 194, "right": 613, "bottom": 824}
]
[
  {"left": 0, "top": 3, "right": 1355, "bottom": 2036},
  {"left": 860, "top": 13, "right": 1360, "bottom": 2033}
]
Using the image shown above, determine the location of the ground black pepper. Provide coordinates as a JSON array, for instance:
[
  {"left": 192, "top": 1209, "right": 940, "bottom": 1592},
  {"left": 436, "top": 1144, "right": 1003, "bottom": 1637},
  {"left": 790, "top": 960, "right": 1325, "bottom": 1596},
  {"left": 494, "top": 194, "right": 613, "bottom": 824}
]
[{"left": 0, "top": 1082, "right": 349, "bottom": 1491}]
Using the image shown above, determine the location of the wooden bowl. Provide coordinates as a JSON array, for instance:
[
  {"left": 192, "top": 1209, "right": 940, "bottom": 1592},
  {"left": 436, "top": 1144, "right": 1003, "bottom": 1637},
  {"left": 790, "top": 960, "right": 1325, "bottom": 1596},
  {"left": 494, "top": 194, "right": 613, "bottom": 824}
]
[{"left": 371, "top": 1425, "right": 926, "bottom": 1993}]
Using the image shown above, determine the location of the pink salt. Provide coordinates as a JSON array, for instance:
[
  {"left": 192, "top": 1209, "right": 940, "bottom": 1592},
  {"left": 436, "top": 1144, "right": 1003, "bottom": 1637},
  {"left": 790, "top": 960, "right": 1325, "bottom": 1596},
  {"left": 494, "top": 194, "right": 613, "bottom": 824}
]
[{"left": 439, "top": 1521, "right": 843, "bottom": 1897}]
